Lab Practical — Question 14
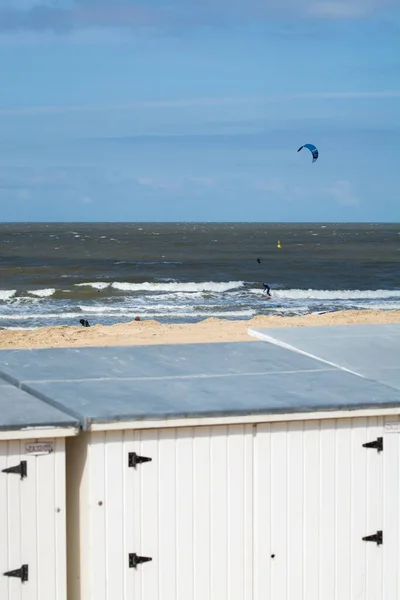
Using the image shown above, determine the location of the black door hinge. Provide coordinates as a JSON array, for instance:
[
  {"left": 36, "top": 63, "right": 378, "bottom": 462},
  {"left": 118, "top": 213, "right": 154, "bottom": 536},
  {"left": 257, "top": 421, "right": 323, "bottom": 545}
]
[
  {"left": 363, "top": 437, "right": 383, "bottom": 452},
  {"left": 3, "top": 565, "right": 29, "bottom": 582},
  {"left": 362, "top": 530, "right": 383, "bottom": 545},
  {"left": 128, "top": 452, "right": 152, "bottom": 468},
  {"left": 2, "top": 461, "right": 27, "bottom": 479},
  {"left": 129, "top": 553, "right": 152, "bottom": 569}
]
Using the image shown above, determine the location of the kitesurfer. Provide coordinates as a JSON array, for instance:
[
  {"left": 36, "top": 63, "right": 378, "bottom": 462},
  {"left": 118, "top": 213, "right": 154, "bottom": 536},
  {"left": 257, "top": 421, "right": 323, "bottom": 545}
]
[{"left": 262, "top": 283, "right": 271, "bottom": 299}]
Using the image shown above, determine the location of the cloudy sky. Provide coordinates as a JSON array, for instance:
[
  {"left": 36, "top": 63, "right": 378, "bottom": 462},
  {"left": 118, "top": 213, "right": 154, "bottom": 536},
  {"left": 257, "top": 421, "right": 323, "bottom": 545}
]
[{"left": 0, "top": 0, "right": 399, "bottom": 222}]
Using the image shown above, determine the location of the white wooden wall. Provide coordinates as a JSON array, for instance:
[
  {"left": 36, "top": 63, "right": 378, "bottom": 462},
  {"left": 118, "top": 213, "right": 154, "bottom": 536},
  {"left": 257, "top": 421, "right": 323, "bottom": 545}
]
[
  {"left": 254, "top": 416, "right": 385, "bottom": 600},
  {"left": 0, "top": 438, "right": 67, "bottom": 600},
  {"left": 77, "top": 425, "right": 253, "bottom": 600},
  {"left": 71, "top": 416, "right": 400, "bottom": 600}
]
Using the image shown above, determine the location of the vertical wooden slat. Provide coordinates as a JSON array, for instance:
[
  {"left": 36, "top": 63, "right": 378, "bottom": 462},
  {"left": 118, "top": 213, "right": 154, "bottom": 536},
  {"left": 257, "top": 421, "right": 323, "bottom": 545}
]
[
  {"left": 303, "top": 421, "right": 320, "bottom": 600},
  {"left": 105, "top": 431, "right": 124, "bottom": 600},
  {"left": 54, "top": 438, "right": 67, "bottom": 600},
  {"left": 0, "top": 442, "right": 10, "bottom": 600},
  {"left": 319, "top": 420, "right": 336, "bottom": 600},
  {"left": 243, "top": 425, "right": 254, "bottom": 600},
  {"left": 365, "top": 416, "right": 383, "bottom": 600},
  {"left": 210, "top": 426, "right": 228, "bottom": 600},
  {"left": 89, "top": 432, "right": 107, "bottom": 600},
  {"left": 227, "top": 425, "right": 246, "bottom": 600},
  {"left": 286, "top": 421, "right": 304, "bottom": 600},
  {"left": 175, "top": 428, "right": 194, "bottom": 600},
  {"left": 382, "top": 418, "right": 399, "bottom": 600},
  {"left": 139, "top": 430, "right": 160, "bottom": 600},
  {"left": 350, "top": 419, "right": 368, "bottom": 600},
  {"left": 122, "top": 430, "right": 135, "bottom": 600},
  {"left": 193, "top": 427, "right": 211, "bottom": 600},
  {"left": 158, "top": 428, "right": 177, "bottom": 600},
  {"left": 36, "top": 441, "right": 58, "bottom": 600},
  {"left": 20, "top": 441, "right": 38, "bottom": 600},
  {"left": 253, "top": 423, "right": 271, "bottom": 600},
  {"left": 270, "top": 422, "right": 288, "bottom": 600},
  {"left": 131, "top": 430, "right": 143, "bottom": 600},
  {"left": 335, "top": 419, "right": 352, "bottom": 600},
  {"left": 7, "top": 440, "right": 22, "bottom": 600}
]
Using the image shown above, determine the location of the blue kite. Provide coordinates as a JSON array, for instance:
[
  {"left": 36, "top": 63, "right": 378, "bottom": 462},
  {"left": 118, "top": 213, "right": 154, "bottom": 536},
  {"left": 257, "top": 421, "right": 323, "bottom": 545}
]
[{"left": 297, "top": 143, "right": 319, "bottom": 163}]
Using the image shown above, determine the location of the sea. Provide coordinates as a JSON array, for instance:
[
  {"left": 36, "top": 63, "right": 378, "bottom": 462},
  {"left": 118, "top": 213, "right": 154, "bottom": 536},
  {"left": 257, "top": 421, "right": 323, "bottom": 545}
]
[{"left": 0, "top": 222, "right": 399, "bottom": 330}]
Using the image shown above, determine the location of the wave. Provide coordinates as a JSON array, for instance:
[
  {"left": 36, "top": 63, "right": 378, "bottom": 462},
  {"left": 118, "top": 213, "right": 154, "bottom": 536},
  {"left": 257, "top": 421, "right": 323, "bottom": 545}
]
[
  {"left": 28, "top": 288, "right": 56, "bottom": 298},
  {"left": 75, "top": 280, "right": 245, "bottom": 293},
  {"left": 0, "top": 290, "right": 16, "bottom": 301},
  {"left": 271, "top": 289, "right": 400, "bottom": 300},
  {"left": 111, "top": 281, "right": 245, "bottom": 293},
  {"left": 0, "top": 312, "right": 83, "bottom": 320},
  {"left": 75, "top": 282, "right": 110, "bottom": 290}
]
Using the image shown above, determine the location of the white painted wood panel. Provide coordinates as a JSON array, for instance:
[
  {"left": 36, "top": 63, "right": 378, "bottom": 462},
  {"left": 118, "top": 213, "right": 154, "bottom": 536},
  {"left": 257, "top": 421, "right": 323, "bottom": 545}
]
[
  {"left": 254, "top": 417, "right": 385, "bottom": 600},
  {"left": 0, "top": 438, "right": 67, "bottom": 600},
  {"left": 382, "top": 419, "right": 400, "bottom": 600},
  {"left": 68, "top": 414, "right": 400, "bottom": 600},
  {"left": 83, "top": 425, "right": 254, "bottom": 600}
]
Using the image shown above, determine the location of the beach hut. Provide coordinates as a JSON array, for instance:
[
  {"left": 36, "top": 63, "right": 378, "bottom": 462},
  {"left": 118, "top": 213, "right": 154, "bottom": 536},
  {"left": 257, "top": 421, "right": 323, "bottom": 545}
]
[
  {"left": 0, "top": 377, "right": 79, "bottom": 600},
  {"left": 0, "top": 327, "right": 399, "bottom": 600}
]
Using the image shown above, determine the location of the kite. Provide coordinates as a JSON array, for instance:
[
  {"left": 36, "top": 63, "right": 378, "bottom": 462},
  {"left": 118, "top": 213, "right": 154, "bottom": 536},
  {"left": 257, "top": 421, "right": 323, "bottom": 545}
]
[{"left": 297, "top": 143, "right": 318, "bottom": 163}]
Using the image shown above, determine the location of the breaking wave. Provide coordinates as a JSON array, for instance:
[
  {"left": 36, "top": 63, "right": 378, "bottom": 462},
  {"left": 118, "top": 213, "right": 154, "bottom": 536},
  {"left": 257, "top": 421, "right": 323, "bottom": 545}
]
[
  {"left": 270, "top": 289, "right": 400, "bottom": 300},
  {"left": 76, "top": 280, "right": 245, "bottom": 293}
]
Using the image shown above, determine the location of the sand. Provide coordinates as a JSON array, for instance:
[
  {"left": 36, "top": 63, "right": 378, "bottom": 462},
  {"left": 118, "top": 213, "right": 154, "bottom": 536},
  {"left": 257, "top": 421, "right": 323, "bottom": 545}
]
[{"left": 0, "top": 310, "right": 399, "bottom": 349}]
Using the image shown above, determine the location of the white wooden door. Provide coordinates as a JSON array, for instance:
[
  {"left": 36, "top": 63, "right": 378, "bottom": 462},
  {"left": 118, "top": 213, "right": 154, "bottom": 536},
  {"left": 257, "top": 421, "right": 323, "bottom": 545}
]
[
  {"left": 254, "top": 417, "right": 384, "bottom": 600},
  {"left": 0, "top": 438, "right": 66, "bottom": 600},
  {"left": 91, "top": 426, "right": 254, "bottom": 600},
  {"left": 130, "top": 425, "right": 254, "bottom": 600}
]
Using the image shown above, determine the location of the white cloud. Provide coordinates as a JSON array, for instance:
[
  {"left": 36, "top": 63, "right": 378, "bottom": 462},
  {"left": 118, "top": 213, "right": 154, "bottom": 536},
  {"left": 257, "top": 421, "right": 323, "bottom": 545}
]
[
  {"left": 0, "top": 90, "right": 398, "bottom": 118},
  {"left": 307, "top": 0, "right": 393, "bottom": 18},
  {"left": 324, "top": 180, "right": 360, "bottom": 206}
]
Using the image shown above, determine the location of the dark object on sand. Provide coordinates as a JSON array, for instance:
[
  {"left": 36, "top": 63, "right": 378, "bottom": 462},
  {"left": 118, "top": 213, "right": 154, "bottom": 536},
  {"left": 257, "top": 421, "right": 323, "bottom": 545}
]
[{"left": 79, "top": 319, "right": 90, "bottom": 327}]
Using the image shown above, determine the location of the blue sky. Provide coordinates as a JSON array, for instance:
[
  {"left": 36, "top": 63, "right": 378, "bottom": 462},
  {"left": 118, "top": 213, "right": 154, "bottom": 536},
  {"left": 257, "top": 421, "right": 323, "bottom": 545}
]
[{"left": 0, "top": 0, "right": 399, "bottom": 222}]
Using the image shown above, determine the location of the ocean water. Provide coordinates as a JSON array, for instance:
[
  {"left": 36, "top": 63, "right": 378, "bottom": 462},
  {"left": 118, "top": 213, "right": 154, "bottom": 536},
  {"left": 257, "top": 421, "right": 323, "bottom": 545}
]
[{"left": 0, "top": 222, "right": 399, "bottom": 330}]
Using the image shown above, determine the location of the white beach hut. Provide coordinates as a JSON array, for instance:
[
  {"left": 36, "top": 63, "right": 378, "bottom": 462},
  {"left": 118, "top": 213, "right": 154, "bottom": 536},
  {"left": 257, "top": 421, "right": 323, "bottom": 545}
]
[
  {"left": 0, "top": 324, "right": 399, "bottom": 600},
  {"left": 0, "top": 376, "right": 79, "bottom": 600}
]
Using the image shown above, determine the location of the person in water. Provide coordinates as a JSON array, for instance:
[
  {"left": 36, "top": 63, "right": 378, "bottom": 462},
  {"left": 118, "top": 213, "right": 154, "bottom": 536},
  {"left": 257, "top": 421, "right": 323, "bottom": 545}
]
[{"left": 262, "top": 283, "right": 271, "bottom": 299}]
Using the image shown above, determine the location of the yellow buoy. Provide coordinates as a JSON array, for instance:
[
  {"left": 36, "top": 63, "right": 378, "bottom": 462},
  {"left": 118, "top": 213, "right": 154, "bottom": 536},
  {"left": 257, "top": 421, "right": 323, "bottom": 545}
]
[{"left": 277, "top": 240, "right": 281, "bottom": 249}]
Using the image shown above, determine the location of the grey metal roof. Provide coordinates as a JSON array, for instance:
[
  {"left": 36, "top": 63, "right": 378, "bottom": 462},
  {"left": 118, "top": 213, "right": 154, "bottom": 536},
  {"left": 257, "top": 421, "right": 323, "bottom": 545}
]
[
  {"left": 0, "top": 379, "right": 79, "bottom": 432},
  {"left": 248, "top": 323, "right": 400, "bottom": 391},
  {"left": 0, "top": 335, "right": 399, "bottom": 429}
]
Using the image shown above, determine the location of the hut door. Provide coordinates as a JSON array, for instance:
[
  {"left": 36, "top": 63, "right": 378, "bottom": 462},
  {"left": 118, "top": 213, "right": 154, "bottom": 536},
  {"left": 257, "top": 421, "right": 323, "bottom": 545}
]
[
  {"left": 0, "top": 439, "right": 66, "bottom": 600},
  {"left": 127, "top": 425, "right": 254, "bottom": 600},
  {"left": 253, "top": 417, "right": 384, "bottom": 600}
]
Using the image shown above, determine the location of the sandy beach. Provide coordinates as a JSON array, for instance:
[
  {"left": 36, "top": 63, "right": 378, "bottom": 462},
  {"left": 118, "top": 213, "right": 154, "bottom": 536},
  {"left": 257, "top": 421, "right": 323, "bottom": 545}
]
[{"left": 0, "top": 309, "right": 399, "bottom": 349}]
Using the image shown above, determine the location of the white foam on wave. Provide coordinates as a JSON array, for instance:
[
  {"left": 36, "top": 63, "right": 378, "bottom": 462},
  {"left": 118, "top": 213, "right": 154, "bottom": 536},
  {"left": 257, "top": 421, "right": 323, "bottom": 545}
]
[
  {"left": 80, "top": 303, "right": 198, "bottom": 314},
  {"left": 28, "top": 288, "right": 56, "bottom": 298},
  {"left": 3, "top": 326, "right": 38, "bottom": 331},
  {"left": 80, "top": 309, "right": 255, "bottom": 319},
  {"left": 0, "top": 290, "right": 16, "bottom": 301},
  {"left": 0, "top": 312, "right": 82, "bottom": 320},
  {"left": 110, "top": 281, "right": 244, "bottom": 293},
  {"left": 75, "top": 282, "right": 110, "bottom": 290},
  {"left": 250, "top": 288, "right": 400, "bottom": 301}
]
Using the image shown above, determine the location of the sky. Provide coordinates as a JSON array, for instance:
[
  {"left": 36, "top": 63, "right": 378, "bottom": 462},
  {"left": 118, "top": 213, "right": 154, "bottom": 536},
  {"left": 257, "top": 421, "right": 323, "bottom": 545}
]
[{"left": 0, "top": 0, "right": 399, "bottom": 222}]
